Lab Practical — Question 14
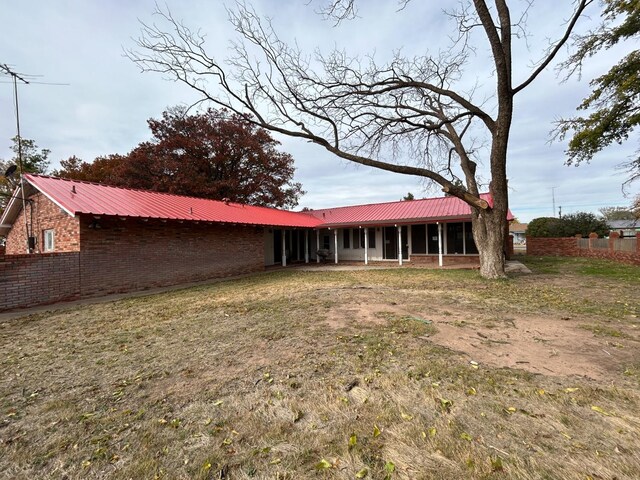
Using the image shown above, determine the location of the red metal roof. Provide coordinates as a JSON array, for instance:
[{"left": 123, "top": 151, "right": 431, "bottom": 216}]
[
  {"left": 23, "top": 174, "right": 322, "bottom": 228},
  {"left": 304, "top": 194, "right": 512, "bottom": 226},
  {"left": 16, "top": 175, "right": 512, "bottom": 230}
]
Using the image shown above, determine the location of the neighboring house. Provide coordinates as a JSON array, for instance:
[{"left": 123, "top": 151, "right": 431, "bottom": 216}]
[
  {"left": 607, "top": 219, "right": 639, "bottom": 238},
  {"left": 0, "top": 175, "right": 513, "bottom": 310},
  {"left": 509, "top": 223, "right": 528, "bottom": 245}
]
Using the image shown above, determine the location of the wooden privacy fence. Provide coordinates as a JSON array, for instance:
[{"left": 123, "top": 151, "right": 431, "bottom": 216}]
[{"left": 577, "top": 236, "right": 637, "bottom": 252}]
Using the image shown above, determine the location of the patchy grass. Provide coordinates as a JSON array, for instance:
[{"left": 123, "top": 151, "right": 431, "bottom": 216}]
[
  {"left": 1, "top": 262, "right": 640, "bottom": 479},
  {"left": 579, "top": 324, "right": 634, "bottom": 340},
  {"left": 521, "top": 255, "right": 640, "bottom": 283}
]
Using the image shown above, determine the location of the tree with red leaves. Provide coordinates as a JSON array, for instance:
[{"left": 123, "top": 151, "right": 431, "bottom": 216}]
[{"left": 55, "top": 107, "right": 304, "bottom": 208}]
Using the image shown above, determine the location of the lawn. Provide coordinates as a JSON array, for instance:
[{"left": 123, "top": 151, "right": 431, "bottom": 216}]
[{"left": 1, "top": 257, "right": 639, "bottom": 479}]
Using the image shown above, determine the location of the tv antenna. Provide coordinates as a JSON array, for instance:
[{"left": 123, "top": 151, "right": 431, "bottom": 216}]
[{"left": 1, "top": 63, "right": 32, "bottom": 252}]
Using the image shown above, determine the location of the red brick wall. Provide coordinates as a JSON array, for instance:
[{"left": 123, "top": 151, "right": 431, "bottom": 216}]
[
  {"left": 526, "top": 237, "right": 578, "bottom": 256},
  {"left": 0, "top": 253, "right": 81, "bottom": 310},
  {"left": 410, "top": 254, "right": 480, "bottom": 266},
  {"left": 526, "top": 235, "right": 640, "bottom": 267},
  {"left": 1, "top": 215, "right": 266, "bottom": 312},
  {"left": 5, "top": 193, "right": 80, "bottom": 254},
  {"left": 78, "top": 215, "right": 265, "bottom": 297}
]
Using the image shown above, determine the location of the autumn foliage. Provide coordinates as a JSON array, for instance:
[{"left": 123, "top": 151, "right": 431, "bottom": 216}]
[{"left": 54, "top": 108, "right": 304, "bottom": 208}]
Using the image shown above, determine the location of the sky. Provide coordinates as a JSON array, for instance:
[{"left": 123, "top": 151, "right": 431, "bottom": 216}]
[{"left": 1, "top": 0, "right": 638, "bottom": 222}]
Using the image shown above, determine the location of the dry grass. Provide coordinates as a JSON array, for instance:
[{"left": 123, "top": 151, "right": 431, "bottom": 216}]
[{"left": 1, "top": 259, "right": 640, "bottom": 479}]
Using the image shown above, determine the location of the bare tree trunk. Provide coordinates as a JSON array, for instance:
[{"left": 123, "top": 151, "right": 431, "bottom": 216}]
[{"left": 473, "top": 209, "right": 506, "bottom": 279}]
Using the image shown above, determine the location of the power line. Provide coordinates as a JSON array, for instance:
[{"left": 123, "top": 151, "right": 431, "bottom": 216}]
[{"left": 0, "top": 80, "right": 70, "bottom": 85}]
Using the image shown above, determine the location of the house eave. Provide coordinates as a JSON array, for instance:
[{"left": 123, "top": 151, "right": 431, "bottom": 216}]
[{"left": 317, "top": 214, "right": 473, "bottom": 229}]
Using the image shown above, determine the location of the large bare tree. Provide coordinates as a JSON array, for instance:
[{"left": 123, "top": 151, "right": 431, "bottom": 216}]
[{"left": 128, "top": 0, "right": 593, "bottom": 278}]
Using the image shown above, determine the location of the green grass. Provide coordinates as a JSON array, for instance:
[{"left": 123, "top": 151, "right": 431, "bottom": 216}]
[
  {"left": 520, "top": 255, "right": 640, "bottom": 282},
  {"left": 1, "top": 260, "right": 640, "bottom": 479}
]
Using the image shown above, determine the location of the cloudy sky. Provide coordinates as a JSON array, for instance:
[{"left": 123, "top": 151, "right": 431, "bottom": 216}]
[{"left": 1, "top": 0, "right": 637, "bottom": 222}]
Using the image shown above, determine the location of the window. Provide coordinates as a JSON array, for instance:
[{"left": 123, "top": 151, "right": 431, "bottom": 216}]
[
  {"left": 352, "top": 228, "right": 376, "bottom": 249},
  {"left": 427, "top": 224, "right": 439, "bottom": 253},
  {"left": 464, "top": 222, "right": 478, "bottom": 254},
  {"left": 411, "top": 224, "right": 426, "bottom": 254},
  {"left": 43, "top": 229, "right": 55, "bottom": 252},
  {"left": 322, "top": 234, "right": 330, "bottom": 250},
  {"left": 447, "top": 223, "right": 464, "bottom": 254},
  {"left": 343, "top": 229, "right": 350, "bottom": 249},
  {"left": 366, "top": 228, "right": 376, "bottom": 248}
]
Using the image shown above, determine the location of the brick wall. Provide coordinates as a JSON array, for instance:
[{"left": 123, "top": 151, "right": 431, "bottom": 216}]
[
  {"left": 1, "top": 214, "right": 266, "bottom": 312},
  {"left": 0, "top": 253, "right": 81, "bottom": 310},
  {"left": 410, "top": 254, "right": 480, "bottom": 266},
  {"left": 5, "top": 193, "right": 80, "bottom": 255},
  {"left": 78, "top": 215, "right": 265, "bottom": 297},
  {"left": 526, "top": 234, "right": 640, "bottom": 267},
  {"left": 526, "top": 237, "right": 578, "bottom": 256}
]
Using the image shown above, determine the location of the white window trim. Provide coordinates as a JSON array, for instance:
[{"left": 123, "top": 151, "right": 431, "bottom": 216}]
[{"left": 44, "top": 229, "right": 55, "bottom": 252}]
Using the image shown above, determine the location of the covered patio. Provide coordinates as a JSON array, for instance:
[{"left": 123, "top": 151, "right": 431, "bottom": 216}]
[{"left": 264, "top": 193, "right": 512, "bottom": 268}]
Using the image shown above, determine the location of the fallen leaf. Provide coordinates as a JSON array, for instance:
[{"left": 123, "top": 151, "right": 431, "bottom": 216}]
[
  {"left": 349, "top": 434, "right": 357, "bottom": 449},
  {"left": 356, "top": 467, "right": 369, "bottom": 478},
  {"left": 373, "top": 425, "right": 381, "bottom": 437},
  {"left": 591, "top": 405, "right": 612, "bottom": 416},
  {"left": 460, "top": 432, "right": 472, "bottom": 441},
  {"left": 315, "top": 458, "right": 332, "bottom": 470}
]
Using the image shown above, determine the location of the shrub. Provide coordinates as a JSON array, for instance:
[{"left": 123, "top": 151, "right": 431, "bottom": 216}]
[
  {"left": 527, "top": 213, "right": 610, "bottom": 238},
  {"left": 561, "top": 212, "right": 609, "bottom": 238},
  {"left": 526, "top": 217, "right": 564, "bottom": 237}
]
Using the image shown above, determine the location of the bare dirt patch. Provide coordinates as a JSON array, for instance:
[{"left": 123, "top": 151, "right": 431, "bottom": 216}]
[{"left": 322, "top": 286, "right": 638, "bottom": 382}]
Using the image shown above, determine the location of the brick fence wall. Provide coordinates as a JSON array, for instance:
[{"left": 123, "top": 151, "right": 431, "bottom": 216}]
[
  {"left": 526, "top": 233, "right": 640, "bottom": 267},
  {"left": 0, "top": 253, "right": 81, "bottom": 311},
  {"left": 1, "top": 217, "right": 266, "bottom": 312},
  {"left": 410, "top": 254, "right": 480, "bottom": 266}
]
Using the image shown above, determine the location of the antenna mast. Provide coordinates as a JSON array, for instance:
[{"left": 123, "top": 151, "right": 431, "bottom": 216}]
[{"left": 1, "top": 63, "right": 31, "bottom": 253}]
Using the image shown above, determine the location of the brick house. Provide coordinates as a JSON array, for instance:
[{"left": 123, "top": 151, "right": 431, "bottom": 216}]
[{"left": 1, "top": 174, "right": 511, "bottom": 311}]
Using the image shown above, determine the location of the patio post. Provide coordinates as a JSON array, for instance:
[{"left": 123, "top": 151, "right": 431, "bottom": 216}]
[
  {"left": 437, "top": 222, "right": 443, "bottom": 267},
  {"left": 364, "top": 227, "right": 369, "bottom": 265},
  {"left": 281, "top": 229, "right": 287, "bottom": 267},
  {"left": 316, "top": 229, "right": 320, "bottom": 263},
  {"left": 304, "top": 230, "right": 309, "bottom": 263},
  {"left": 334, "top": 229, "right": 339, "bottom": 264},
  {"left": 397, "top": 225, "right": 403, "bottom": 266},
  {"left": 462, "top": 222, "right": 466, "bottom": 255}
]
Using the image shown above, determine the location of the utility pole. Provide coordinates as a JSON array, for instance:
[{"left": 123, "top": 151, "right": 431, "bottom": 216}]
[{"left": 1, "top": 63, "right": 31, "bottom": 253}]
